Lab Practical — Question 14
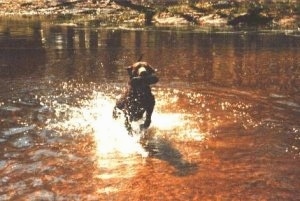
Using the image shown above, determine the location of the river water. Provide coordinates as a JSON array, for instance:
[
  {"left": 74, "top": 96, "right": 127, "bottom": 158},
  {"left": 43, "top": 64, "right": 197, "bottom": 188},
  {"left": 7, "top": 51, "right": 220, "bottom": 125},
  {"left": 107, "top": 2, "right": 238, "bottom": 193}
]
[{"left": 0, "top": 18, "right": 299, "bottom": 200}]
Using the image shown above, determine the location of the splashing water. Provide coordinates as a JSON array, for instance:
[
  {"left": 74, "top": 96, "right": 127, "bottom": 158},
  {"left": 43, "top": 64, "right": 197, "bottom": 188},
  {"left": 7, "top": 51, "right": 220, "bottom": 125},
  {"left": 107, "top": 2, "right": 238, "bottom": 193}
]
[
  {"left": 91, "top": 92, "right": 148, "bottom": 157},
  {"left": 44, "top": 82, "right": 206, "bottom": 159},
  {"left": 41, "top": 81, "right": 206, "bottom": 186},
  {"left": 43, "top": 88, "right": 151, "bottom": 184},
  {"left": 46, "top": 90, "right": 148, "bottom": 157}
]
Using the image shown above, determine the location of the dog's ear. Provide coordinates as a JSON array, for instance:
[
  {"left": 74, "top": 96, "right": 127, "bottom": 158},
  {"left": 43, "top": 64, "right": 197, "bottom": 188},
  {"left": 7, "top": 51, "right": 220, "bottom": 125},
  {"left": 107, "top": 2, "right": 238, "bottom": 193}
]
[
  {"left": 131, "top": 62, "right": 144, "bottom": 77},
  {"left": 125, "top": 66, "right": 133, "bottom": 77},
  {"left": 145, "top": 66, "right": 156, "bottom": 74}
]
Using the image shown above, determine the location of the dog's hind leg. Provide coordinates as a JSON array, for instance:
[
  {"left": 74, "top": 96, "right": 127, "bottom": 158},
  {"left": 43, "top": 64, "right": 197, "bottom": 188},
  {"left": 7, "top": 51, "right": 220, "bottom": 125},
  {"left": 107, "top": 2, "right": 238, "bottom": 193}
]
[
  {"left": 113, "top": 106, "right": 133, "bottom": 135},
  {"left": 142, "top": 108, "right": 152, "bottom": 129},
  {"left": 112, "top": 106, "right": 118, "bottom": 119}
]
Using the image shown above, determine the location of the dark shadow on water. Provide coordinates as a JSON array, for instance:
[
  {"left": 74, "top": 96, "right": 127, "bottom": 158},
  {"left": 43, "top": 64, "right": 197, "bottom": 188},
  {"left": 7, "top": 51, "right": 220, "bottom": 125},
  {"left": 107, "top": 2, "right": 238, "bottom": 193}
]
[{"left": 140, "top": 132, "right": 198, "bottom": 177}]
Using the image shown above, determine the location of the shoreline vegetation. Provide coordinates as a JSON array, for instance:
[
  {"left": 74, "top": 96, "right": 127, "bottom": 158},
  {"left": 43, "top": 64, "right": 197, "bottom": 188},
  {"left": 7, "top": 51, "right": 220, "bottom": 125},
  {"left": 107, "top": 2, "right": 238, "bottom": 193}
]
[{"left": 0, "top": 0, "right": 299, "bottom": 30}]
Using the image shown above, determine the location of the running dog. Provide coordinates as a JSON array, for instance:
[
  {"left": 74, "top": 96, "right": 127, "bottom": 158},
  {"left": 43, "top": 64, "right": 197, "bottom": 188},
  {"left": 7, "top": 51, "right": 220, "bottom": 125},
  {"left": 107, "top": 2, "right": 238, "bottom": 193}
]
[{"left": 113, "top": 61, "right": 159, "bottom": 134}]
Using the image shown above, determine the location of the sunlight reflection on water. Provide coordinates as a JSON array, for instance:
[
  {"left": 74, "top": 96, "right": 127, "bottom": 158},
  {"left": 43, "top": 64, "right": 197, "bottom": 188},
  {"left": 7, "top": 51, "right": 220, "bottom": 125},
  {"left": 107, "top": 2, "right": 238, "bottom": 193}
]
[
  {"left": 46, "top": 91, "right": 148, "bottom": 157},
  {"left": 0, "top": 20, "right": 299, "bottom": 199},
  {"left": 45, "top": 84, "right": 205, "bottom": 158},
  {"left": 152, "top": 113, "right": 205, "bottom": 142},
  {"left": 37, "top": 81, "right": 207, "bottom": 196}
]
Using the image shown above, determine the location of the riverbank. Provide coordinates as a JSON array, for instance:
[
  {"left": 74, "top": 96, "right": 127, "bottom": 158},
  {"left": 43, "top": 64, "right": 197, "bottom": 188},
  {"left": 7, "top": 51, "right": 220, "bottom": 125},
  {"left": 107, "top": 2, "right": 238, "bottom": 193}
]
[{"left": 0, "top": 0, "right": 299, "bottom": 30}]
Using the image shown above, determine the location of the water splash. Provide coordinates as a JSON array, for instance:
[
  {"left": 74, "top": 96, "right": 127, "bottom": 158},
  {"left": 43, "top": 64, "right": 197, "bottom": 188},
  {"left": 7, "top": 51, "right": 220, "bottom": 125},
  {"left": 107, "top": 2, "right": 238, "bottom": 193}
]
[
  {"left": 91, "top": 92, "right": 148, "bottom": 157},
  {"left": 44, "top": 88, "right": 149, "bottom": 184},
  {"left": 46, "top": 90, "right": 148, "bottom": 157},
  {"left": 42, "top": 82, "right": 206, "bottom": 184},
  {"left": 152, "top": 113, "right": 205, "bottom": 141}
]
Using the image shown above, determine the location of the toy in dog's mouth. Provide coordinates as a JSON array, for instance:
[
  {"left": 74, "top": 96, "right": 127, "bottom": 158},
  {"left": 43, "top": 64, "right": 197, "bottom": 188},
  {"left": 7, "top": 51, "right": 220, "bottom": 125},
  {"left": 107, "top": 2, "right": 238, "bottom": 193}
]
[
  {"left": 126, "top": 61, "right": 157, "bottom": 78},
  {"left": 138, "top": 66, "right": 148, "bottom": 77}
]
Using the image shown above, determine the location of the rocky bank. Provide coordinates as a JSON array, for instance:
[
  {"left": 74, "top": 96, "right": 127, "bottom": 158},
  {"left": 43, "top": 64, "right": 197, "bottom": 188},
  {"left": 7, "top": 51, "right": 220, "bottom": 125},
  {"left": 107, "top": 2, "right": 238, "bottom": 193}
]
[{"left": 0, "top": 0, "right": 299, "bottom": 30}]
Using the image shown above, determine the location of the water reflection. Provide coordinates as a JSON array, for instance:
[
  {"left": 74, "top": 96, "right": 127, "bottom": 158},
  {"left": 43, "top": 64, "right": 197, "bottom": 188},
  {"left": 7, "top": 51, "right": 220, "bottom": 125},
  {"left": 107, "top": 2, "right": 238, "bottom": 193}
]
[
  {"left": 0, "top": 18, "right": 299, "bottom": 200},
  {"left": 1, "top": 19, "right": 299, "bottom": 94},
  {"left": 0, "top": 19, "right": 46, "bottom": 78}
]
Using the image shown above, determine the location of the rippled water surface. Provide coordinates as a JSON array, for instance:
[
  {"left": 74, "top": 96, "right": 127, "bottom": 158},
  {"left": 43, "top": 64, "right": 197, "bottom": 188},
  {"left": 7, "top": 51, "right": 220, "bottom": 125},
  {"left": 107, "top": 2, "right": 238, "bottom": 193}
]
[{"left": 0, "top": 18, "right": 299, "bottom": 200}]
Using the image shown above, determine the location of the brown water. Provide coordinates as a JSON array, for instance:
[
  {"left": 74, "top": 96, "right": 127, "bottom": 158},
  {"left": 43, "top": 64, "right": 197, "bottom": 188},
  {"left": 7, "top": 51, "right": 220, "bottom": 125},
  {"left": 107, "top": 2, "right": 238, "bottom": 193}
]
[{"left": 0, "top": 18, "right": 299, "bottom": 200}]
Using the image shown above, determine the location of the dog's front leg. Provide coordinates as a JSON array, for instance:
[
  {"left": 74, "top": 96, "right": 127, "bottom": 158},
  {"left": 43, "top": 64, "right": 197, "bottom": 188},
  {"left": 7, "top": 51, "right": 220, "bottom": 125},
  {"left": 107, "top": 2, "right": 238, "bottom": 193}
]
[
  {"left": 143, "top": 111, "right": 152, "bottom": 129},
  {"left": 141, "top": 104, "right": 154, "bottom": 129},
  {"left": 124, "top": 113, "right": 133, "bottom": 135}
]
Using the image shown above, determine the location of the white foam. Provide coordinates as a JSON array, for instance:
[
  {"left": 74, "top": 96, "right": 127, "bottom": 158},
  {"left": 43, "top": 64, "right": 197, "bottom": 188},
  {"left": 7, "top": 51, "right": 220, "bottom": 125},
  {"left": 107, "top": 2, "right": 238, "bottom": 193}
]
[{"left": 47, "top": 91, "right": 148, "bottom": 157}]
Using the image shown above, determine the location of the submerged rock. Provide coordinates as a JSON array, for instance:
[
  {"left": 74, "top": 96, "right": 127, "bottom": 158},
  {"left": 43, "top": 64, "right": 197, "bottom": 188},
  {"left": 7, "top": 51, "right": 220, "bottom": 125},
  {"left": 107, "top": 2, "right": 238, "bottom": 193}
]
[
  {"left": 11, "top": 135, "right": 33, "bottom": 148},
  {"left": 0, "top": 106, "right": 22, "bottom": 116},
  {"left": 22, "top": 189, "right": 55, "bottom": 201},
  {"left": 2, "top": 125, "right": 36, "bottom": 136}
]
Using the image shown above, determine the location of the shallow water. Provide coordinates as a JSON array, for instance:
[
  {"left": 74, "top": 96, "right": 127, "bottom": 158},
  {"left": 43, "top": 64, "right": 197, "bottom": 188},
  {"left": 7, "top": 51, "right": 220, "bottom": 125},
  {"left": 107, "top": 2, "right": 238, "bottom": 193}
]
[{"left": 0, "top": 18, "right": 299, "bottom": 200}]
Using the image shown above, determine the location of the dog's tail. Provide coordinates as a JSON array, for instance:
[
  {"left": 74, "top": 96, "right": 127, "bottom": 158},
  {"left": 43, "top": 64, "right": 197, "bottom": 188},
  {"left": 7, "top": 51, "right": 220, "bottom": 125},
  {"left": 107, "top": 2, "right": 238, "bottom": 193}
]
[{"left": 137, "top": 54, "right": 143, "bottom": 62}]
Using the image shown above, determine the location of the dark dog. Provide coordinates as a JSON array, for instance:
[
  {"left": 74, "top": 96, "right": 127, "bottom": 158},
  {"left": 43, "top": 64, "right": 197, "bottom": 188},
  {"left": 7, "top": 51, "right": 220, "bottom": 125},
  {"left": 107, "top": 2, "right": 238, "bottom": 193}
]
[{"left": 113, "top": 61, "right": 159, "bottom": 134}]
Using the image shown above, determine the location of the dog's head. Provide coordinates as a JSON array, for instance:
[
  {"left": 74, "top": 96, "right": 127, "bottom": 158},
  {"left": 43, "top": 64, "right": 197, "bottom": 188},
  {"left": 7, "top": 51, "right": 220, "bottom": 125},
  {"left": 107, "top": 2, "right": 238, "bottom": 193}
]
[{"left": 126, "top": 61, "right": 156, "bottom": 78}]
